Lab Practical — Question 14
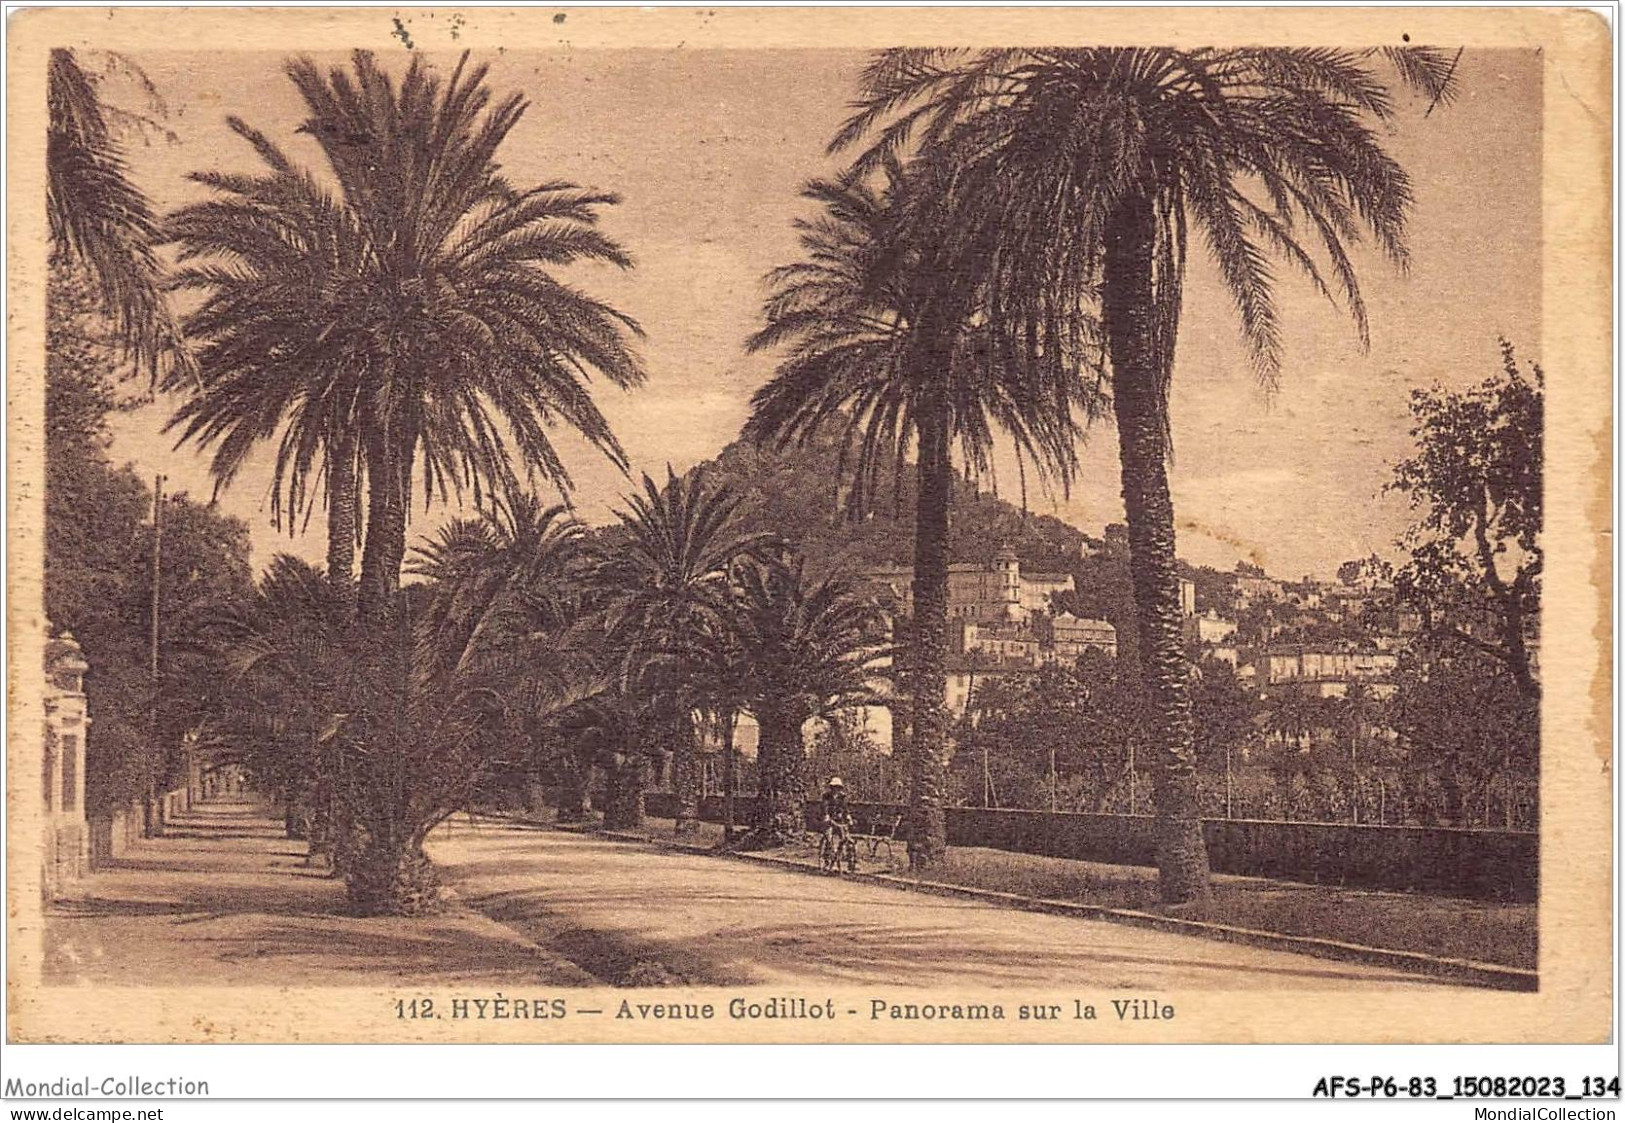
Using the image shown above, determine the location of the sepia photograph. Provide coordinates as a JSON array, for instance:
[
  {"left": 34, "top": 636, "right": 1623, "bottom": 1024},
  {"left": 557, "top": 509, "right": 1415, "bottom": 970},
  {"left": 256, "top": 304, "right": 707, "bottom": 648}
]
[{"left": 3, "top": 4, "right": 1611, "bottom": 1065}]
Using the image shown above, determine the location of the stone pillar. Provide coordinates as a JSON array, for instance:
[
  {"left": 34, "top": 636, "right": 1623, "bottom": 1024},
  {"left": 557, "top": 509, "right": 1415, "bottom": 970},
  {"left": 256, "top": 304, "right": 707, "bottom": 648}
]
[{"left": 43, "top": 632, "right": 90, "bottom": 898}]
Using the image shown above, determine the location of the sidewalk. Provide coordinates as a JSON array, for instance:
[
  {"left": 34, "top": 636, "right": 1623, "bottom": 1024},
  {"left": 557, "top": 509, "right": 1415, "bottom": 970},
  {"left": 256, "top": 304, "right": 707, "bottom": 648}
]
[{"left": 42, "top": 799, "right": 594, "bottom": 987}]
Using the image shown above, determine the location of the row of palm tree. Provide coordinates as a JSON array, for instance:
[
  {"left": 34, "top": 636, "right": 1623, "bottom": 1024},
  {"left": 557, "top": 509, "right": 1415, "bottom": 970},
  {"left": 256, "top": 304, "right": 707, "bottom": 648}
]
[
  {"left": 569, "top": 468, "right": 887, "bottom": 847},
  {"left": 203, "top": 466, "right": 885, "bottom": 913},
  {"left": 51, "top": 44, "right": 1457, "bottom": 907},
  {"left": 746, "top": 46, "right": 1457, "bottom": 899}
]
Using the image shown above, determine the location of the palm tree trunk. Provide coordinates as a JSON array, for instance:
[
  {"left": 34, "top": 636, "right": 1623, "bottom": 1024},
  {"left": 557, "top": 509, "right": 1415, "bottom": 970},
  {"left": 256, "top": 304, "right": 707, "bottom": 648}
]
[
  {"left": 1103, "top": 192, "right": 1212, "bottom": 904},
  {"left": 907, "top": 401, "right": 951, "bottom": 868},
  {"left": 604, "top": 754, "right": 646, "bottom": 830},
  {"left": 556, "top": 747, "right": 591, "bottom": 823},
  {"left": 344, "top": 822, "right": 441, "bottom": 916},
  {"left": 326, "top": 432, "right": 359, "bottom": 616},
  {"left": 755, "top": 704, "right": 806, "bottom": 845},
  {"left": 358, "top": 425, "right": 409, "bottom": 624}
]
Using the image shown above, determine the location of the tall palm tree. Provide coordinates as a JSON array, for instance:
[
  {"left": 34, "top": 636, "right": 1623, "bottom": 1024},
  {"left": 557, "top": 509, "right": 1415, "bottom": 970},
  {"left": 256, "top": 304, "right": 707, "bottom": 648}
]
[
  {"left": 726, "top": 556, "right": 887, "bottom": 844},
  {"left": 164, "top": 132, "right": 369, "bottom": 604},
  {"left": 677, "top": 581, "right": 754, "bottom": 840},
  {"left": 835, "top": 47, "right": 1457, "bottom": 900},
  {"left": 295, "top": 498, "right": 598, "bottom": 914},
  {"left": 47, "top": 48, "right": 186, "bottom": 382},
  {"left": 595, "top": 468, "right": 770, "bottom": 834},
  {"left": 168, "top": 50, "right": 646, "bottom": 623},
  {"left": 744, "top": 171, "right": 1093, "bottom": 866}
]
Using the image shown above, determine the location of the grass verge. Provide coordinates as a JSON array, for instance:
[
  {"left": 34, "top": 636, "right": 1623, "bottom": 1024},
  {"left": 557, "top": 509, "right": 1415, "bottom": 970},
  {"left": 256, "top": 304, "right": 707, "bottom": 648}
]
[{"left": 606, "top": 813, "right": 1535, "bottom": 971}]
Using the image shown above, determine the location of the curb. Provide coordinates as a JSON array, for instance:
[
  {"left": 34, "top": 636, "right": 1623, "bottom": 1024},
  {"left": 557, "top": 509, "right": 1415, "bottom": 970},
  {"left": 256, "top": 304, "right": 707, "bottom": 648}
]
[{"left": 559, "top": 821, "right": 1537, "bottom": 993}]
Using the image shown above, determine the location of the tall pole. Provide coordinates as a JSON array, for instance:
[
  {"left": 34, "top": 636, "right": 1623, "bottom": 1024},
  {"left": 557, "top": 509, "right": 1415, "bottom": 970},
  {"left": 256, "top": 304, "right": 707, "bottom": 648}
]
[
  {"left": 1225, "top": 742, "right": 1233, "bottom": 819},
  {"left": 151, "top": 475, "right": 162, "bottom": 676},
  {"left": 1128, "top": 741, "right": 1136, "bottom": 815},
  {"left": 145, "top": 475, "right": 164, "bottom": 836}
]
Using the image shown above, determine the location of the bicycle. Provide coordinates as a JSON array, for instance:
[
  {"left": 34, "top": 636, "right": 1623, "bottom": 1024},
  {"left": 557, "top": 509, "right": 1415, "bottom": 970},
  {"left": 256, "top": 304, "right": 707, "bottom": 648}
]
[{"left": 819, "top": 825, "right": 858, "bottom": 874}]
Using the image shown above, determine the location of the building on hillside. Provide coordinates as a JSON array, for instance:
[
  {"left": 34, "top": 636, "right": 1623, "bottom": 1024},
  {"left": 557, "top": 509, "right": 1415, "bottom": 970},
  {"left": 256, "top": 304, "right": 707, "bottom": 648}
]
[
  {"left": 1254, "top": 643, "right": 1399, "bottom": 699},
  {"left": 953, "top": 620, "right": 1041, "bottom": 663},
  {"left": 1183, "top": 609, "right": 1237, "bottom": 648},
  {"left": 944, "top": 653, "right": 1036, "bottom": 716},
  {"left": 863, "top": 545, "right": 1076, "bottom": 626},
  {"left": 942, "top": 613, "right": 1117, "bottom": 715},
  {"left": 1045, "top": 611, "right": 1119, "bottom": 660},
  {"left": 863, "top": 546, "right": 1118, "bottom": 719},
  {"left": 42, "top": 630, "right": 90, "bottom": 899},
  {"left": 1178, "top": 577, "right": 1197, "bottom": 617},
  {"left": 1286, "top": 581, "right": 1324, "bottom": 609},
  {"left": 1021, "top": 569, "right": 1075, "bottom": 614},
  {"left": 1234, "top": 574, "right": 1285, "bottom": 607}
]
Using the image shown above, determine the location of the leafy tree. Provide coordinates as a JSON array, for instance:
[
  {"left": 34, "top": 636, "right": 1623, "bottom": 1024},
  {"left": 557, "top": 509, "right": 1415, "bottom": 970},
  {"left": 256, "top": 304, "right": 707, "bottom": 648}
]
[
  {"left": 46, "top": 266, "right": 253, "bottom": 821},
  {"left": 955, "top": 651, "right": 1152, "bottom": 814},
  {"left": 1326, "top": 682, "right": 1385, "bottom": 824},
  {"left": 744, "top": 171, "right": 1091, "bottom": 867},
  {"left": 1189, "top": 659, "right": 1262, "bottom": 818},
  {"left": 806, "top": 711, "right": 905, "bottom": 808},
  {"left": 835, "top": 45, "right": 1457, "bottom": 902},
  {"left": 1389, "top": 340, "right": 1542, "bottom": 701},
  {"left": 1261, "top": 690, "right": 1324, "bottom": 820},
  {"left": 1391, "top": 636, "right": 1537, "bottom": 828}
]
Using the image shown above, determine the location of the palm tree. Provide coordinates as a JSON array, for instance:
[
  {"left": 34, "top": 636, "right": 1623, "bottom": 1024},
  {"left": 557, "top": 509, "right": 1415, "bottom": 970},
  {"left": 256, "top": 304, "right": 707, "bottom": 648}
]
[
  {"left": 164, "top": 135, "right": 369, "bottom": 605},
  {"left": 678, "top": 586, "right": 754, "bottom": 841},
  {"left": 550, "top": 690, "right": 638, "bottom": 830},
  {"left": 47, "top": 48, "right": 185, "bottom": 382},
  {"left": 167, "top": 50, "right": 645, "bottom": 624},
  {"left": 201, "top": 554, "right": 347, "bottom": 844},
  {"left": 726, "top": 556, "right": 887, "bottom": 845},
  {"left": 303, "top": 498, "right": 598, "bottom": 914},
  {"left": 744, "top": 171, "right": 1092, "bottom": 867},
  {"left": 408, "top": 493, "right": 587, "bottom": 684},
  {"left": 595, "top": 468, "right": 770, "bottom": 834},
  {"left": 834, "top": 46, "right": 1457, "bottom": 900}
]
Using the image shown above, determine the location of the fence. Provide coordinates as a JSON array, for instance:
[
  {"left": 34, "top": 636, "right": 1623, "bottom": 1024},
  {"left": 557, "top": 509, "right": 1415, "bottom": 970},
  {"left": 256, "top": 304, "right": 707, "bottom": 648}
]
[{"left": 642, "top": 793, "right": 1537, "bottom": 902}]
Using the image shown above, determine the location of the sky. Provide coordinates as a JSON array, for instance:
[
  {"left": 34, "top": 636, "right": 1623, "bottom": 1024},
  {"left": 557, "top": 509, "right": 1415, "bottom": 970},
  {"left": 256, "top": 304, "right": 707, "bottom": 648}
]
[{"left": 101, "top": 47, "right": 1542, "bottom": 582}]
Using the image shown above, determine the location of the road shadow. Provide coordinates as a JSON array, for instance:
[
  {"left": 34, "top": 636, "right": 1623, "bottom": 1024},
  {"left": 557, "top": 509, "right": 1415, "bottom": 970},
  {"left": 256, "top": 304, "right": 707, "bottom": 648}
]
[
  {"left": 458, "top": 886, "right": 753, "bottom": 987},
  {"left": 45, "top": 802, "right": 596, "bottom": 987},
  {"left": 214, "top": 920, "right": 592, "bottom": 985}
]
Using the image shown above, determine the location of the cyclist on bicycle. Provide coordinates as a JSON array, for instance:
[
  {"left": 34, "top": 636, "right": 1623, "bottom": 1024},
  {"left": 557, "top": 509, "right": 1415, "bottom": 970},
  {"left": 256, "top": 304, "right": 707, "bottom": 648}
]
[{"left": 821, "top": 777, "right": 853, "bottom": 857}]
